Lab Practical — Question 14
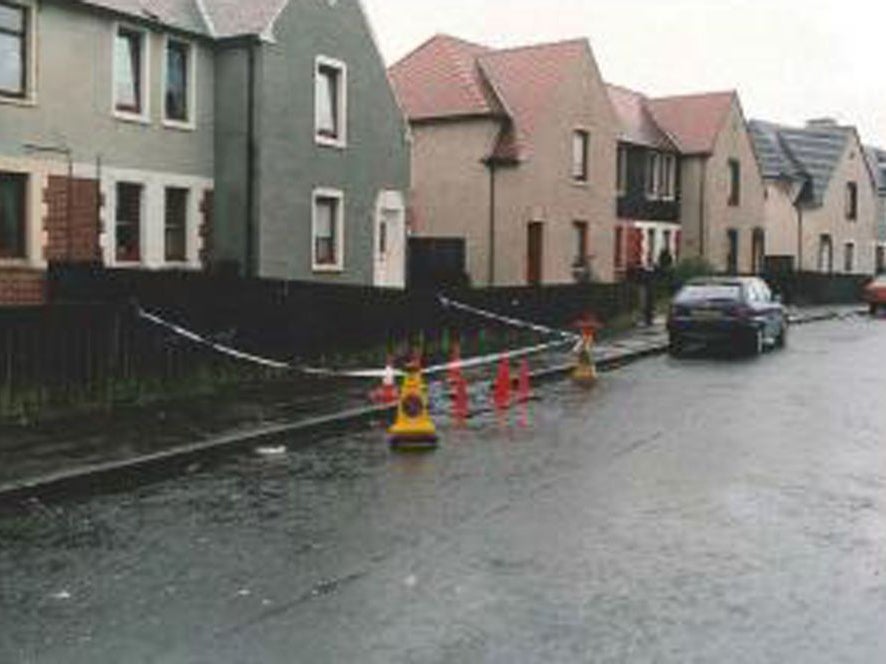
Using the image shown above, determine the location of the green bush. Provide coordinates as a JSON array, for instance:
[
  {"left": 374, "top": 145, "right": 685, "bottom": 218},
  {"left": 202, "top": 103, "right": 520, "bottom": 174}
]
[{"left": 673, "top": 257, "right": 715, "bottom": 288}]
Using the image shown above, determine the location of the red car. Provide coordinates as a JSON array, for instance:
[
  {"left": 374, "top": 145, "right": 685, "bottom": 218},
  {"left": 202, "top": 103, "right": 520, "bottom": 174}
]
[{"left": 863, "top": 275, "right": 886, "bottom": 314}]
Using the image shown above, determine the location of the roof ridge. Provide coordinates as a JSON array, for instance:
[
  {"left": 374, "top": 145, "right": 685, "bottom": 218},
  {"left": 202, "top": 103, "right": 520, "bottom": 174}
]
[
  {"left": 480, "top": 37, "right": 587, "bottom": 58},
  {"left": 605, "top": 82, "right": 648, "bottom": 99},
  {"left": 651, "top": 90, "right": 736, "bottom": 103},
  {"left": 192, "top": 0, "right": 217, "bottom": 36}
]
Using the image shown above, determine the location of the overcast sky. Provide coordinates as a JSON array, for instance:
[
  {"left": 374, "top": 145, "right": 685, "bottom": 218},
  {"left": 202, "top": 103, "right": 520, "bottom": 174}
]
[{"left": 362, "top": 0, "right": 886, "bottom": 146}]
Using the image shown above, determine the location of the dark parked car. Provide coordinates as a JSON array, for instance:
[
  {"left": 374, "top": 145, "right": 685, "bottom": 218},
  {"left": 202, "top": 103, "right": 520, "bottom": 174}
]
[{"left": 667, "top": 277, "right": 788, "bottom": 356}]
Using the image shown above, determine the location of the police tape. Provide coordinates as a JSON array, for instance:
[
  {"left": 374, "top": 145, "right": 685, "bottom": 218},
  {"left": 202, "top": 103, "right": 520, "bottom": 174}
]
[
  {"left": 438, "top": 295, "right": 579, "bottom": 340},
  {"left": 138, "top": 308, "right": 572, "bottom": 379}
]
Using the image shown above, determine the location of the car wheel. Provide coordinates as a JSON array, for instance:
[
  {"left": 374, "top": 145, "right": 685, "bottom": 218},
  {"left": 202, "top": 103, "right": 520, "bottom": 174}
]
[{"left": 668, "top": 335, "right": 685, "bottom": 358}]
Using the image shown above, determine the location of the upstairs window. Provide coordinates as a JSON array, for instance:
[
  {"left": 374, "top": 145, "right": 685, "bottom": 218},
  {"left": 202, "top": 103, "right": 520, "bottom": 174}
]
[
  {"left": 846, "top": 182, "right": 858, "bottom": 220},
  {"left": 645, "top": 152, "right": 660, "bottom": 198},
  {"left": 572, "top": 130, "right": 590, "bottom": 182},
  {"left": 115, "top": 27, "right": 145, "bottom": 116},
  {"left": 165, "top": 39, "right": 192, "bottom": 124},
  {"left": 315, "top": 57, "right": 347, "bottom": 146},
  {"left": 660, "top": 154, "right": 676, "bottom": 200},
  {"left": 728, "top": 159, "right": 741, "bottom": 206},
  {"left": 0, "top": 1, "right": 27, "bottom": 98},
  {"left": 616, "top": 146, "right": 627, "bottom": 196},
  {"left": 0, "top": 171, "right": 26, "bottom": 259},
  {"left": 844, "top": 242, "right": 855, "bottom": 273}
]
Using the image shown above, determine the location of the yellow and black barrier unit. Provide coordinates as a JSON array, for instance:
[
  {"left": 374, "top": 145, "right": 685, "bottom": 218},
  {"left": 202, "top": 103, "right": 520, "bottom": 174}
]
[
  {"left": 572, "top": 318, "right": 599, "bottom": 388},
  {"left": 388, "top": 360, "right": 439, "bottom": 451}
]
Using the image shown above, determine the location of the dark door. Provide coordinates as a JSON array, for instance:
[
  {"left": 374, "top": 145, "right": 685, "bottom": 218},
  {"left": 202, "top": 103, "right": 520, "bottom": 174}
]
[{"left": 527, "top": 222, "right": 543, "bottom": 285}]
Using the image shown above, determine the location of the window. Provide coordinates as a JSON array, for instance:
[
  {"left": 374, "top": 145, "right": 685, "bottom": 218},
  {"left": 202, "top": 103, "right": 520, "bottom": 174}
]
[
  {"left": 0, "top": 171, "right": 26, "bottom": 258},
  {"left": 0, "top": 1, "right": 27, "bottom": 98},
  {"left": 573, "top": 221, "right": 588, "bottom": 266},
  {"left": 115, "top": 182, "right": 142, "bottom": 262},
  {"left": 616, "top": 147, "right": 627, "bottom": 196},
  {"left": 572, "top": 130, "right": 590, "bottom": 182},
  {"left": 164, "top": 187, "right": 188, "bottom": 262},
  {"left": 646, "top": 228, "right": 656, "bottom": 266},
  {"left": 818, "top": 234, "right": 833, "bottom": 273},
  {"left": 844, "top": 242, "right": 855, "bottom": 273},
  {"left": 313, "top": 190, "right": 343, "bottom": 270},
  {"left": 728, "top": 159, "right": 741, "bottom": 206},
  {"left": 846, "top": 182, "right": 858, "bottom": 220},
  {"left": 165, "top": 39, "right": 191, "bottom": 124},
  {"left": 726, "top": 229, "right": 739, "bottom": 274},
  {"left": 645, "top": 152, "right": 660, "bottom": 198},
  {"left": 614, "top": 226, "right": 624, "bottom": 269},
  {"left": 115, "top": 27, "right": 145, "bottom": 115},
  {"left": 315, "top": 57, "right": 346, "bottom": 145},
  {"left": 660, "top": 154, "right": 676, "bottom": 200}
]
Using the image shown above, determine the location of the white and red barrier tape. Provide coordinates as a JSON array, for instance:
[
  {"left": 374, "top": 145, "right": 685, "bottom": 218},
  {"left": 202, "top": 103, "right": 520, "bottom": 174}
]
[{"left": 138, "top": 297, "right": 578, "bottom": 379}]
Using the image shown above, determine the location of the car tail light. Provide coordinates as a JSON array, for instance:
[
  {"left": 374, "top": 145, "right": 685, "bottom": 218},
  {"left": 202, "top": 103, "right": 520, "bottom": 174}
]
[{"left": 728, "top": 304, "right": 753, "bottom": 319}]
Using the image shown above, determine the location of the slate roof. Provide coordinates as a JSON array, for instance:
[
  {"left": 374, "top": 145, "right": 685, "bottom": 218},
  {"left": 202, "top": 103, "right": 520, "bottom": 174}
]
[
  {"left": 605, "top": 84, "right": 677, "bottom": 151},
  {"left": 390, "top": 35, "right": 594, "bottom": 161},
  {"left": 74, "top": 0, "right": 289, "bottom": 38},
  {"left": 748, "top": 119, "right": 852, "bottom": 207},
  {"left": 646, "top": 92, "right": 736, "bottom": 155},
  {"left": 865, "top": 146, "right": 886, "bottom": 195}
]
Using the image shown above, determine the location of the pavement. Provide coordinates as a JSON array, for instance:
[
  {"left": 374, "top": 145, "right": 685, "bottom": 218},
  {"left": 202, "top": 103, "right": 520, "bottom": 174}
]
[
  {"left": 1, "top": 313, "right": 883, "bottom": 663},
  {"left": 0, "top": 303, "right": 865, "bottom": 499}
]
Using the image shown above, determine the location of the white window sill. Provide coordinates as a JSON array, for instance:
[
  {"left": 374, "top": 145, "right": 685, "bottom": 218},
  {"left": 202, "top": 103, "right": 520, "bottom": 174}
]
[
  {"left": 571, "top": 179, "right": 589, "bottom": 188},
  {"left": 0, "top": 257, "right": 32, "bottom": 267},
  {"left": 114, "top": 110, "right": 151, "bottom": 126},
  {"left": 162, "top": 118, "right": 196, "bottom": 132},
  {"left": 0, "top": 94, "right": 36, "bottom": 108},
  {"left": 312, "top": 263, "right": 344, "bottom": 273},
  {"left": 112, "top": 260, "right": 144, "bottom": 268},
  {"left": 315, "top": 135, "right": 347, "bottom": 150}
]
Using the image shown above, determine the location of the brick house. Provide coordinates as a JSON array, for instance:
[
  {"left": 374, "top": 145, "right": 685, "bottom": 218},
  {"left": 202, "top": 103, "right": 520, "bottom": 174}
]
[
  {"left": 0, "top": 0, "right": 409, "bottom": 306},
  {"left": 389, "top": 35, "right": 620, "bottom": 286}
]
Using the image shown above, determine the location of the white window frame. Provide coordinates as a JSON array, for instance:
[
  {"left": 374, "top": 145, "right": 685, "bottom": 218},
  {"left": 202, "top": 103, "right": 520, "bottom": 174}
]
[
  {"left": 616, "top": 146, "right": 628, "bottom": 196},
  {"left": 112, "top": 179, "right": 146, "bottom": 266},
  {"left": 312, "top": 187, "right": 345, "bottom": 272},
  {"left": 161, "top": 35, "right": 196, "bottom": 130},
  {"left": 162, "top": 185, "right": 190, "bottom": 264},
  {"left": 660, "top": 153, "right": 676, "bottom": 201},
  {"left": 645, "top": 152, "right": 660, "bottom": 199},
  {"left": 571, "top": 129, "right": 590, "bottom": 183},
  {"left": 315, "top": 55, "right": 347, "bottom": 149},
  {"left": 112, "top": 22, "right": 150, "bottom": 124},
  {"left": 0, "top": 0, "right": 37, "bottom": 107}
]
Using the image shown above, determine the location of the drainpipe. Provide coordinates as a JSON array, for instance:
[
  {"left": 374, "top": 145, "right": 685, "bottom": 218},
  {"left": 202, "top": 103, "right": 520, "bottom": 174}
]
[
  {"left": 486, "top": 160, "right": 497, "bottom": 287},
  {"left": 245, "top": 41, "right": 258, "bottom": 278},
  {"left": 796, "top": 204, "right": 803, "bottom": 272},
  {"left": 698, "top": 157, "right": 707, "bottom": 259}
]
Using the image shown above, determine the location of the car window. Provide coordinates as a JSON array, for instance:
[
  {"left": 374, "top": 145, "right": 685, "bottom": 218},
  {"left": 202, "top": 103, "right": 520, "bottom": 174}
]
[{"left": 676, "top": 285, "right": 742, "bottom": 302}]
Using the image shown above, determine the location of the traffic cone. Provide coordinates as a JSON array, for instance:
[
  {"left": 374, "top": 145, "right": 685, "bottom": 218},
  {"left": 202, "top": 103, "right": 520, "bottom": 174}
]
[
  {"left": 447, "top": 340, "right": 464, "bottom": 387},
  {"left": 493, "top": 356, "right": 512, "bottom": 410},
  {"left": 517, "top": 359, "right": 532, "bottom": 403},
  {"left": 452, "top": 374, "right": 470, "bottom": 425},
  {"left": 388, "top": 359, "right": 438, "bottom": 451},
  {"left": 572, "top": 317, "right": 598, "bottom": 389},
  {"left": 370, "top": 355, "right": 399, "bottom": 405}
]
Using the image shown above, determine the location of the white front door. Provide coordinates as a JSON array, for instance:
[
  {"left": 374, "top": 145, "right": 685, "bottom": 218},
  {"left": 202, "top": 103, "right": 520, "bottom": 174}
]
[{"left": 374, "top": 191, "right": 406, "bottom": 289}]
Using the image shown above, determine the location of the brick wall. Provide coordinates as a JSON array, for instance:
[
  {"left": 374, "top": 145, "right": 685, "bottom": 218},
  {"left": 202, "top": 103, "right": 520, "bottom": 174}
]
[
  {"left": 44, "top": 176, "right": 101, "bottom": 263},
  {"left": 199, "top": 190, "right": 213, "bottom": 268},
  {"left": 0, "top": 268, "right": 46, "bottom": 306}
]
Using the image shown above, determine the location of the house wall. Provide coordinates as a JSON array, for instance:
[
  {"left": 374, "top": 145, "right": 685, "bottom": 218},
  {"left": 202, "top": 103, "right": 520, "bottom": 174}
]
[
  {"left": 763, "top": 180, "right": 800, "bottom": 260},
  {"left": 800, "top": 135, "right": 877, "bottom": 275},
  {"left": 702, "top": 100, "right": 766, "bottom": 273},
  {"left": 0, "top": 0, "right": 215, "bottom": 283},
  {"left": 249, "top": 0, "right": 410, "bottom": 285},
  {"left": 409, "top": 119, "right": 500, "bottom": 286},
  {"left": 676, "top": 155, "right": 706, "bottom": 262},
  {"left": 493, "top": 47, "right": 620, "bottom": 285}
]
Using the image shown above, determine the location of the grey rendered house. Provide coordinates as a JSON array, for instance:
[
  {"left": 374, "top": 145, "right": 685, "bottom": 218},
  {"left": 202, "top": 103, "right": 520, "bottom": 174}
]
[
  {"left": 749, "top": 119, "right": 878, "bottom": 275},
  {"left": 0, "top": 0, "right": 409, "bottom": 305},
  {"left": 865, "top": 146, "right": 886, "bottom": 273}
]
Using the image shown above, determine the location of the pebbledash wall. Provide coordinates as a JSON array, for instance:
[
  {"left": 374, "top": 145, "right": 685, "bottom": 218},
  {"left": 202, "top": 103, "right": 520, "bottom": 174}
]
[
  {"left": 212, "top": 0, "right": 410, "bottom": 287},
  {"left": 0, "top": 0, "right": 215, "bottom": 304}
]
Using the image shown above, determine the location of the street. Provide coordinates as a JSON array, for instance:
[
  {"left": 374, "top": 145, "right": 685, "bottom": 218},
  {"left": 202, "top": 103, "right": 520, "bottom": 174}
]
[{"left": 2, "top": 316, "right": 885, "bottom": 663}]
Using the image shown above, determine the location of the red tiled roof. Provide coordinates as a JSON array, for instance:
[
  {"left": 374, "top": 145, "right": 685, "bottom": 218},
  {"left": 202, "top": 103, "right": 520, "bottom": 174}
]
[
  {"left": 390, "top": 36, "right": 592, "bottom": 161},
  {"left": 646, "top": 92, "right": 736, "bottom": 155},
  {"left": 388, "top": 35, "right": 499, "bottom": 121},
  {"left": 606, "top": 84, "right": 676, "bottom": 151},
  {"left": 478, "top": 40, "right": 589, "bottom": 160}
]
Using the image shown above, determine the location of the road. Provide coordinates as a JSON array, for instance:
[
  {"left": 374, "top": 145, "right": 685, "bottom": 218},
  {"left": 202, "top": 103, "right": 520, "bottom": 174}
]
[{"left": 2, "top": 317, "right": 885, "bottom": 663}]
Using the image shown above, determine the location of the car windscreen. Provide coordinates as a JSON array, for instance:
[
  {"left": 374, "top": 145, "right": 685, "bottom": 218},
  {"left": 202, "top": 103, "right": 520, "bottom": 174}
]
[{"left": 675, "top": 284, "right": 742, "bottom": 303}]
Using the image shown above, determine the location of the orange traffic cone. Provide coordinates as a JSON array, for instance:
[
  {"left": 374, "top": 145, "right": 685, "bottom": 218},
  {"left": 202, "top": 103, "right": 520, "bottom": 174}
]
[
  {"left": 452, "top": 374, "right": 470, "bottom": 425},
  {"left": 517, "top": 359, "right": 532, "bottom": 403},
  {"left": 370, "top": 355, "right": 399, "bottom": 405},
  {"left": 447, "top": 340, "right": 464, "bottom": 387},
  {"left": 493, "top": 356, "right": 512, "bottom": 410}
]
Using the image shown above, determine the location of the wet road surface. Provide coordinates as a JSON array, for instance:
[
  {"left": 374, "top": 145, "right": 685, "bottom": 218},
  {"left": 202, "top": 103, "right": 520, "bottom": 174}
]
[{"left": 2, "top": 317, "right": 885, "bottom": 663}]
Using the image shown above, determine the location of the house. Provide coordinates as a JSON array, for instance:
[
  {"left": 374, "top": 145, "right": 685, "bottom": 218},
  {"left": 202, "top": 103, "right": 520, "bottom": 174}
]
[
  {"left": 749, "top": 119, "right": 877, "bottom": 275},
  {"left": 646, "top": 92, "right": 766, "bottom": 274},
  {"left": 864, "top": 147, "right": 886, "bottom": 273},
  {"left": 0, "top": 0, "right": 409, "bottom": 306},
  {"left": 389, "top": 35, "right": 620, "bottom": 286},
  {"left": 606, "top": 84, "right": 682, "bottom": 275}
]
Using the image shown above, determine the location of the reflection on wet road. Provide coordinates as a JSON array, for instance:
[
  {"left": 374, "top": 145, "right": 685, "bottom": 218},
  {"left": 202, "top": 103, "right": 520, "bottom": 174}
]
[{"left": 2, "top": 318, "right": 886, "bottom": 663}]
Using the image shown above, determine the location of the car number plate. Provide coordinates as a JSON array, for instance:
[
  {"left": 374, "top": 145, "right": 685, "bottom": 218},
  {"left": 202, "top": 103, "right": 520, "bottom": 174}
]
[{"left": 691, "top": 309, "right": 723, "bottom": 320}]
